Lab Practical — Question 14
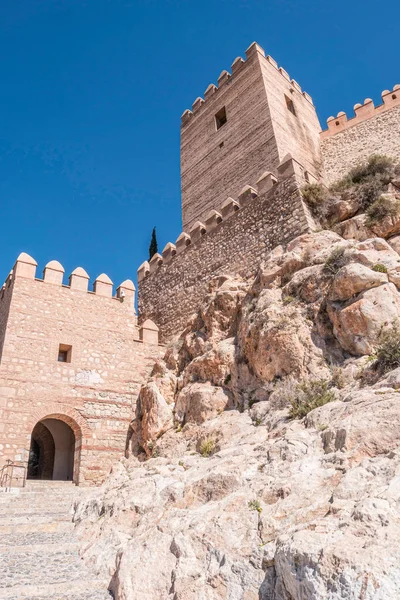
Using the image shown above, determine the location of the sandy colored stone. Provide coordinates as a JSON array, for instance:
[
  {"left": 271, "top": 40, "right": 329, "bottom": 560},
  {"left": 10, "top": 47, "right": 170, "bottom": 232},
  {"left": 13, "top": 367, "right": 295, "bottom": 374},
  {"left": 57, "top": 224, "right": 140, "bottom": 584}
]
[
  {"left": 329, "top": 263, "right": 387, "bottom": 301},
  {"left": 328, "top": 282, "right": 400, "bottom": 355}
]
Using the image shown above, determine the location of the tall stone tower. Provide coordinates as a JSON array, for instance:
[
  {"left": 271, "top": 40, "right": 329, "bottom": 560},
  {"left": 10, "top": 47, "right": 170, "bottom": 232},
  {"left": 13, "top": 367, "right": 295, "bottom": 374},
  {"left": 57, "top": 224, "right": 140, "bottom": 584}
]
[{"left": 180, "top": 42, "right": 322, "bottom": 232}]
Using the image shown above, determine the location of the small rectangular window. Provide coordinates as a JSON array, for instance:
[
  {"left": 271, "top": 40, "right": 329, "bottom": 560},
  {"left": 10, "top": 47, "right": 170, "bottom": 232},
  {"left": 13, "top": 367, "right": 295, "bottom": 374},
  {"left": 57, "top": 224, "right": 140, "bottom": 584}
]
[
  {"left": 58, "top": 344, "right": 72, "bottom": 363},
  {"left": 285, "top": 95, "right": 296, "bottom": 116},
  {"left": 215, "top": 107, "right": 227, "bottom": 130}
]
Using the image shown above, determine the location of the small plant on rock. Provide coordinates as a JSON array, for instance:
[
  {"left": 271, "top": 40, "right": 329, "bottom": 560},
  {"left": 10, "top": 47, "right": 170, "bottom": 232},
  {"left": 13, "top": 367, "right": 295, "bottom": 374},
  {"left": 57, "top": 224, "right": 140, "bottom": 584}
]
[
  {"left": 372, "top": 263, "right": 388, "bottom": 273},
  {"left": 374, "top": 322, "right": 400, "bottom": 373},
  {"left": 324, "top": 246, "right": 347, "bottom": 275},
  {"left": 365, "top": 195, "right": 400, "bottom": 227},
  {"left": 199, "top": 438, "right": 216, "bottom": 457},
  {"left": 248, "top": 499, "right": 262, "bottom": 513},
  {"left": 224, "top": 373, "right": 232, "bottom": 385},
  {"left": 301, "top": 183, "right": 331, "bottom": 220},
  {"left": 331, "top": 155, "right": 400, "bottom": 210},
  {"left": 289, "top": 379, "right": 335, "bottom": 419}
]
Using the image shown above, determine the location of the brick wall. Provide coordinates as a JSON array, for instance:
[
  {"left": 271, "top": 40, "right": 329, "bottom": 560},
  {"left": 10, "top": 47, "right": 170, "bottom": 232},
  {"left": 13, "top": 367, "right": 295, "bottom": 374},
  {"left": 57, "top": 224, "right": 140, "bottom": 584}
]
[
  {"left": 0, "top": 261, "right": 162, "bottom": 485},
  {"left": 139, "top": 162, "right": 313, "bottom": 342}
]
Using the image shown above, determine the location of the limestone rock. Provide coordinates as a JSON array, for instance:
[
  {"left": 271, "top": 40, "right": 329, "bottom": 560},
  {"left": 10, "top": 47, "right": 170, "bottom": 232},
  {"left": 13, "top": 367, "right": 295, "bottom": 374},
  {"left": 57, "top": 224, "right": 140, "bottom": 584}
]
[
  {"left": 137, "top": 381, "right": 173, "bottom": 453},
  {"left": 328, "top": 282, "right": 400, "bottom": 355},
  {"left": 175, "top": 382, "right": 233, "bottom": 425},
  {"left": 333, "top": 214, "right": 374, "bottom": 241},
  {"left": 329, "top": 263, "right": 387, "bottom": 301}
]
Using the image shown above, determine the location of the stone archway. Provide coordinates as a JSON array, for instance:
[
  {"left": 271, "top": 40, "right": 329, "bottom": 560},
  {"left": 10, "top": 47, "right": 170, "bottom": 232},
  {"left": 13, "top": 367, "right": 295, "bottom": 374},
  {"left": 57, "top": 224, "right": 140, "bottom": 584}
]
[
  {"left": 27, "top": 422, "right": 55, "bottom": 480},
  {"left": 26, "top": 406, "right": 88, "bottom": 484},
  {"left": 27, "top": 414, "right": 82, "bottom": 482}
]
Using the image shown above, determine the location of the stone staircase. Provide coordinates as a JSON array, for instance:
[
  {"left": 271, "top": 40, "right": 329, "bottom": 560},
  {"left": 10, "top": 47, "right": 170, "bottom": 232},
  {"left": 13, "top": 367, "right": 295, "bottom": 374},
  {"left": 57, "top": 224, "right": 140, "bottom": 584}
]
[{"left": 0, "top": 481, "right": 112, "bottom": 600}]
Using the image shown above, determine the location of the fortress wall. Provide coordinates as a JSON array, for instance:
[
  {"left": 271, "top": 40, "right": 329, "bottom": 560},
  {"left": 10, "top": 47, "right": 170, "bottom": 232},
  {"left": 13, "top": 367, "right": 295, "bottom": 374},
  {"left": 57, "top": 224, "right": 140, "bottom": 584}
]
[
  {"left": 138, "top": 161, "right": 313, "bottom": 342},
  {"left": 0, "top": 259, "right": 162, "bottom": 485},
  {"left": 321, "top": 89, "right": 400, "bottom": 184}
]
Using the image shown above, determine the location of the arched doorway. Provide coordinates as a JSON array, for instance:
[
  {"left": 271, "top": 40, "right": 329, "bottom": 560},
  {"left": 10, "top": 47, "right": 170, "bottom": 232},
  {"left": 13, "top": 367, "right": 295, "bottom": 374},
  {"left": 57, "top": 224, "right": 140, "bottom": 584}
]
[{"left": 28, "top": 418, "right": 75, "bottom": 481}]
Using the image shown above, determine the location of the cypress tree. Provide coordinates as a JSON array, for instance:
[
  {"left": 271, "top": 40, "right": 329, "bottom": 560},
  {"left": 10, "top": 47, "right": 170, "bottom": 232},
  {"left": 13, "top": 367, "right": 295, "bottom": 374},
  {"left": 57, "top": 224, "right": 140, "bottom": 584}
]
[{"left": 149, "top": 227, "right": 158, "bottom": 260}]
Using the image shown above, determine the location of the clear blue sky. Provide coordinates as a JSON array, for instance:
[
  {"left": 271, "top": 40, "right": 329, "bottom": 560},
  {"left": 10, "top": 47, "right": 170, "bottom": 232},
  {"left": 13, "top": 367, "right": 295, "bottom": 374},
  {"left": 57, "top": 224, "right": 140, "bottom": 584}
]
[{"left": 0, "top": 0, "right": 398, "bottom": 289}]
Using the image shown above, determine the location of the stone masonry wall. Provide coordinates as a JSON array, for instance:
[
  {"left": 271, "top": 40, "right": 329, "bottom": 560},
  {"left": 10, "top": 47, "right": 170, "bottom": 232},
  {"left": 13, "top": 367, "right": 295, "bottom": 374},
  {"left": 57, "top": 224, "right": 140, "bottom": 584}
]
[
  {"left": 139, "top": 163, "right": 313, "bottom": 342},
  {"left": 321, "top": 92, "right": 400, "bottom": 184},
  {"left": 0, "top": 263, "right": 162, "bottom": 485}
]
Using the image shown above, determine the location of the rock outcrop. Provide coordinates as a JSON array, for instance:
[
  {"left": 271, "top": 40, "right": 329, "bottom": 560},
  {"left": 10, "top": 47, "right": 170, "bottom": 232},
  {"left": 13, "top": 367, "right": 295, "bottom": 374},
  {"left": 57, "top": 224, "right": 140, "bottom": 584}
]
[{"left": 74, "top": 223, "right": 400, "bottom": 599}]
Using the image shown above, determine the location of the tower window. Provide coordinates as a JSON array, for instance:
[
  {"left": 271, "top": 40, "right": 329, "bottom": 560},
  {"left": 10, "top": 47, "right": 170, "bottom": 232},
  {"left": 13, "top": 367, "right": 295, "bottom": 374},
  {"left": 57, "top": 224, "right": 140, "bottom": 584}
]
[
  {"left": 215, "top": 107, "right": 227, "bottom": 130},
  {"left": 58, "top": 344, "right": 72, "bottom": 363},
  {"left": 285, "top": 95, "right": 296, "bottom": 116}
]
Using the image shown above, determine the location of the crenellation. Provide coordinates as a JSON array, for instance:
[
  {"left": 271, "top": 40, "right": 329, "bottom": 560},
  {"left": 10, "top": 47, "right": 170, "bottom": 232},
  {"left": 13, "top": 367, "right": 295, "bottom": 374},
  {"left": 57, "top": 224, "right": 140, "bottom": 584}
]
[
  {"left": 162, "top": 242, "right": 177, "bottom": 264},
  {"left": 231, "top": 56, "right": 245, "bottom": 74},
  {"left": 205, "top": 210, "right": 223, "bottom": 232},
  {"left": 175, "top": 231, "right": 191, "bottom": 254},
  {"left": 321, "top": 85, "right": 400, "bottom": 138},
  {"left": 189, "top": 220, "right": 207, "bottom": 243},
  {"left": 43, "top": 260, "right": 65, "bottom": 286},
  {"left": 217, "top": 70, "right": 231, "bottom": 86},
  {"left": 192, "top": 96, "right": 205, "bottom": 113},
  {"left": 149, "top": 253, "right": 163, "bottom": 273},
  {"left": 69, "top": 266, "right": 90, "bottom": 292},
  {"left": 204, "top": 83, "right": 217, "bottom": 99},
  {"left": 238, "top": 184, "right": 258, "bottom": 205},
  {"left": 221, "top": 197, "right": 240, "bottom": 219}
]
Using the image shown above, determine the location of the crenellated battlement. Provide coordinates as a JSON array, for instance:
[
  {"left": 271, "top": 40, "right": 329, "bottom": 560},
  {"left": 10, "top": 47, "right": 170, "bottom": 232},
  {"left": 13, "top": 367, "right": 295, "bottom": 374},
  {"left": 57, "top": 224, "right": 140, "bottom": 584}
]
[
  {"left": 138, "top": 155, "right": 314, "bottom": 284},
  {"left": 321, "top": 85, "right": 400, "bottom": 138},
  {"left": 0, "top": 253, "right": 162, "bottom": 345},
  {"left": 181, "top": 42, "right": 314, "bottom": 128},
  {"left": 1, "top": 252, "right": 136, "bottom": 307}
]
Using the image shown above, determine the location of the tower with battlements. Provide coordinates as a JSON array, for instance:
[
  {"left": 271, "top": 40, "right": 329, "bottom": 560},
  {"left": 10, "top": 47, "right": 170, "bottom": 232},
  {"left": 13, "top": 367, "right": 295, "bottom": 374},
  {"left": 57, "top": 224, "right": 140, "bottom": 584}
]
[{"left": 180, "top": 42, "right": 322, "bottom": 232}]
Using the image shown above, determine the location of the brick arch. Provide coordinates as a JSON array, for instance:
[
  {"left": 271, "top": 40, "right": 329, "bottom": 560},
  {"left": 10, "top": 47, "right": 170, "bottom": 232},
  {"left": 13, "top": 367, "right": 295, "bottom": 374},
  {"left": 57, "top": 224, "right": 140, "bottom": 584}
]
[{"left": 27, "top": 404, "right": 90, "bottom": 440}]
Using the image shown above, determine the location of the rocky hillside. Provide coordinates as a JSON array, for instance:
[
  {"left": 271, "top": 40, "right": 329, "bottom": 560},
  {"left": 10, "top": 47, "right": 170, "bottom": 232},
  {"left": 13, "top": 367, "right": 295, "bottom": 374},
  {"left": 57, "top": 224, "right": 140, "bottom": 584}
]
[{"left": 74, "top": 157, "right": 400, "bottom": 599}]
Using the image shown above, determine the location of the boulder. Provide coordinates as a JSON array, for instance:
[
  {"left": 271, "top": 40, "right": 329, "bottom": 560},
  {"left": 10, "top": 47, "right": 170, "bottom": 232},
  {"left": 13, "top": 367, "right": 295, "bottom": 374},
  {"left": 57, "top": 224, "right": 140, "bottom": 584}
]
[
  {"left": 137, "top": 381, "right": 174, "bottom": 453},
  {"left": 328, "top": 282, "right": 400, "bottom": 355},
  {"left": 329, "top": 263, "right": 387, "bottom": 301},
  {"left": 175, "top": 382, "right": 233, "bottom": 424}
]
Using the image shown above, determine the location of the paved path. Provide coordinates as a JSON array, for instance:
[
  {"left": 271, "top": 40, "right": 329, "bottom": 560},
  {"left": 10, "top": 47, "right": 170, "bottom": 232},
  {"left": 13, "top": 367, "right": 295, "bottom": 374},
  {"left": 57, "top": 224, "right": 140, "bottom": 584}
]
[{"left": 0, "top": 481, "right": 111, "bottom": 600}]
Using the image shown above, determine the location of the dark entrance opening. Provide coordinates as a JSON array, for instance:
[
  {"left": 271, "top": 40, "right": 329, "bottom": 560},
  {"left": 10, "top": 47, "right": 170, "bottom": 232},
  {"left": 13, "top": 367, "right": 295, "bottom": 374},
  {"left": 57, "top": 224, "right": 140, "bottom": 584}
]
[{"left": 27, "top": 419, "right": 75, "bottom": 481}]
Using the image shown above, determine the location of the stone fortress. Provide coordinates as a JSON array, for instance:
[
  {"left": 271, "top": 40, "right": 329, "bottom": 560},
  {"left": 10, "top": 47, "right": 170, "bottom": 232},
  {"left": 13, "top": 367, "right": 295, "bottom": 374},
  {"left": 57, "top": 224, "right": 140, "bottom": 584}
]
[{"left": 0, "top": 41, "right": 399, "bottom": 487}]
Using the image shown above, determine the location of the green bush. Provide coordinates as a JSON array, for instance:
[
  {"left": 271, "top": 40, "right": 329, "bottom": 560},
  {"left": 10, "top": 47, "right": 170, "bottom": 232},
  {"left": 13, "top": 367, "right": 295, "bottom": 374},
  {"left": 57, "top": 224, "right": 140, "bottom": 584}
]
[
  {"left": 324, "top": 246, "right": 347, "bottom": 275},
  {"left": 365, "top": 195, "right": 400, "bottom": 226},
  {"left": 199, "top": 438, "right": 216, "bottom": 457},
  {"left": 289, "top": 379, "right": 335, "bottom": 419},
  {"left": 248, "top": 499, "right": 262, "bottom": 513},
  {"left": 331, "top": 155, "right": 400, "bottom": 211},
  {"left": 375, "top": 323, "right": 400, "bottom": 373},
  {"left": 372, "top": 263, "right": 388, "bottom": 273},
  {"left": 302, "top": 183, "right": 329, "bottom": 207}
]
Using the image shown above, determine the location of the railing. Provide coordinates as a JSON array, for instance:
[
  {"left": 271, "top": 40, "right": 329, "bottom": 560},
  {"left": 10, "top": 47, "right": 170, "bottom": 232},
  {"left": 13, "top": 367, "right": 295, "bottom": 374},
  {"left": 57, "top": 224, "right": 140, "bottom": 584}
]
[{"left": 0, "top": 460, "right": 28, "bottom": 492}]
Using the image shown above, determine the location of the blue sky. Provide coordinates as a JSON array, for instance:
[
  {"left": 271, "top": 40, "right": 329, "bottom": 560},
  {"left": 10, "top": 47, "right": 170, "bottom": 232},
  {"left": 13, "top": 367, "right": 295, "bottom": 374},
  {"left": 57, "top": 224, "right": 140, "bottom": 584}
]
[{"left": 0, "top": 0, "right": 398, "bottom": 289}]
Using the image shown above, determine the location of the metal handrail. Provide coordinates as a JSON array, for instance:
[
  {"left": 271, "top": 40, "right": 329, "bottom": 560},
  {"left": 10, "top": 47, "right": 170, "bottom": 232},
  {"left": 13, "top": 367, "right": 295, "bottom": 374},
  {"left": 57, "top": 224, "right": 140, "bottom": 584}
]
[{"left": 0, "top": 459, "right": 28, "bottom": 492}]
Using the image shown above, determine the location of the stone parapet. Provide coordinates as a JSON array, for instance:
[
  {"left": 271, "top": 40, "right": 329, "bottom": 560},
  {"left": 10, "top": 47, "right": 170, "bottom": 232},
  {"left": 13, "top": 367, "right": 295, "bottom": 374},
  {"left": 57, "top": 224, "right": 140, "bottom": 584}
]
[{"left": 321, "top": 85, "right": 400, "bottom": 138}]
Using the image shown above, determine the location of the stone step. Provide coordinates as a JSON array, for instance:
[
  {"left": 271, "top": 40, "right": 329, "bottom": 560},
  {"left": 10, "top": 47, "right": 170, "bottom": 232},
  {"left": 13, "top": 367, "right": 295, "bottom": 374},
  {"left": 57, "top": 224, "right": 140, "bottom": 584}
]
[
  {"left": 0, "top": 579, "right": 111, "bottom": 599},
  {"left": 0, "top": 520, "right": 74, "bottom": 535},
  {"left": 0, "top": 483, "right": 109, "bottom": 599},
  {"left": 0, "top": 530, "right": 75, "bottom": 547},
  {"left": 0, "top": 512, "right": 72, "bottom": 525}
]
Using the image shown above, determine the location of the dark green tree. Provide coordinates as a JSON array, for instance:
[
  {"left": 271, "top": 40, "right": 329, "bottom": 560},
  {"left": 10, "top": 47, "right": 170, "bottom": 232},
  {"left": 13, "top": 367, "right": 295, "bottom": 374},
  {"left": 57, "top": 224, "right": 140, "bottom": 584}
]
[{"left": 148, "top": 227, "right": 158, "bottom": 260}]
